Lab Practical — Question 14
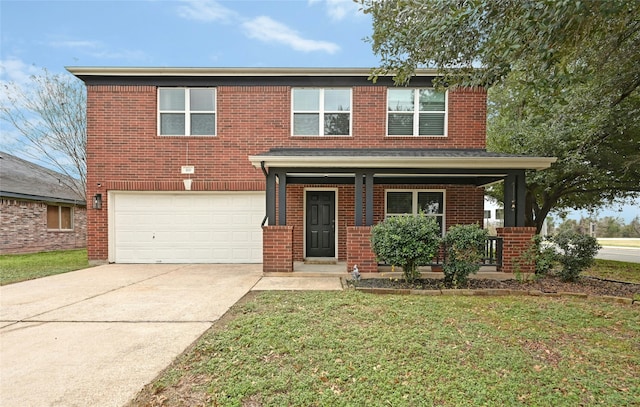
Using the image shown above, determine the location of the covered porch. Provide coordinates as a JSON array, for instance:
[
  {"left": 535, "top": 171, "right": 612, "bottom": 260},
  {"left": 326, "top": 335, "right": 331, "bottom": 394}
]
[{"left": 249, "top": 148, "right": 556, "bottom": 274}]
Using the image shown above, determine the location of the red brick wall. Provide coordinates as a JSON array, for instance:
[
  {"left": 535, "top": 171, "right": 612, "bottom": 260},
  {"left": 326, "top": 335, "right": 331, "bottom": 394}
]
[
  {"left": 496, "top": 227, "right": 536, "bottom": 273},
  {"left": 346, "top": 226, "right": 377, "bottom": 273},
  {"left": 284, "top": 184, "right": 484, "bottom": 262},
  {"left": 0, "top": 199, "right": 87, "bottom": 255},
  {"left": 85, "top": 84, "right": 486, "bottom": 261},
  {"left": 262, "top": 226, "right": 294, "bottom": 272}
]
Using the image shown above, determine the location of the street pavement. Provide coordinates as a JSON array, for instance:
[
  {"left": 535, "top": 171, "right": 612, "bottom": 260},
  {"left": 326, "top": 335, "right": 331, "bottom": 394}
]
[{"left": 596, "top": 246, "right": 640, "bottom": 263}]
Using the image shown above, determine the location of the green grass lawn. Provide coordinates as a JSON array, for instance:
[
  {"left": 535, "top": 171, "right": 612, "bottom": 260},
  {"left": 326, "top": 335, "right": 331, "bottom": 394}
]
[
  {"left": 0, "top": 249, "right": 90, "bottom": 285},
  {"left": 133, "top": 291, "right": 640, "bottom": 407},
  {"left": 584, "top": 259, "right": 640, "bottom": 284}
]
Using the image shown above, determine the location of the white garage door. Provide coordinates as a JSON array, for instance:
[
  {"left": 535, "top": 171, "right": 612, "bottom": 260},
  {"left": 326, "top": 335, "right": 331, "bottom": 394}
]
[{"left": 112, "top": 192, "right": 264, "bottom": 263}]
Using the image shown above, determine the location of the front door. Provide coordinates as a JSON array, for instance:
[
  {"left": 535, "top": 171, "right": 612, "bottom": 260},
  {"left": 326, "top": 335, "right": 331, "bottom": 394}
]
[{"left": 306, "top": 191, "right": 335, "bottom": 257}]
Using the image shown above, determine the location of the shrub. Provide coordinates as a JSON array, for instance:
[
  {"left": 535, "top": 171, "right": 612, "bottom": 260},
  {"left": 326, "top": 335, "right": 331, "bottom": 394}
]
[
  {"left": 520, "top": 234, "right": 557, "bottom": 276},
  {"left": 442, "top": 224, "right": 488, "bottom": 287},
  {"left": 370, "top": 214, "right": 441, "bottom": 283},
  {"left": 552, "top": 230, "right": 601, "bottom": 282}
]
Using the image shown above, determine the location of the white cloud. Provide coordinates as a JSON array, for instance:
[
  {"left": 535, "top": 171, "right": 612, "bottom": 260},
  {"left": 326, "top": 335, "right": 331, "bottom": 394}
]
[
  {"left": 177, "top": 0, "right": 237, "bottom": 22},
  {"left": 47, "top": 39, "right": 147, "bottom": 62},
  {"left": 0, "top": 57, "right": 41, "bottom": 84},
  {"left": 242, "top": 16, "right": 340, "bottom": 54},
  {"left": 49, "top": 40, "right": 100, "bottom": 49},
  {"left": 309, "top": 0, "right": 362, "bottom": 21}
]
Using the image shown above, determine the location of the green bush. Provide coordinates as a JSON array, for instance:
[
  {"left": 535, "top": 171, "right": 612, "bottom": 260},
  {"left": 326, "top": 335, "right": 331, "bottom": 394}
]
[
  {"left": 370, "top": 214, "right": 441, "bottom": 283},
  {"left": 442, "top": 224, "right": 488, "bottom": 287},
  {"left": 552, "top": 230, "right": 601, "bottom": 282},
  {"left": 522, "top": 234, "right": 557, "bottom": 276}
]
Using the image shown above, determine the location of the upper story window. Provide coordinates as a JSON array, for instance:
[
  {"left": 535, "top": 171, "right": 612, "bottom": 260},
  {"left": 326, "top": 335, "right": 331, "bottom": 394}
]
[
  {"left": 292, "top": 88, "right": 351, "bottom": 136},
  {"left": 47, "top": 205, "right": 73, "bottom": 231},
  {"left": 387, "top": 88, "right": 447, "bottom": 136},
  {"left": 385, "top": 190, "right": 445, "bottom": 235},
  {"left": 159, "top": 88, "right": 216, "bottom": 136}
]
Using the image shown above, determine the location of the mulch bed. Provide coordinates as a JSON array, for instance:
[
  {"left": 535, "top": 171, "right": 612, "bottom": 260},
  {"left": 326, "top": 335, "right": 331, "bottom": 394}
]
[{"left": 350, "top": 275, "right": 640, "bottom": 300}]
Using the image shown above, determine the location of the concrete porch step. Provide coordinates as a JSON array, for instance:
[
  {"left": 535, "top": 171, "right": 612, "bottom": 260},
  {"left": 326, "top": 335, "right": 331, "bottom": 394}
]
[{"left": 304, "top": 257, "right": 338, "bottom": 265}]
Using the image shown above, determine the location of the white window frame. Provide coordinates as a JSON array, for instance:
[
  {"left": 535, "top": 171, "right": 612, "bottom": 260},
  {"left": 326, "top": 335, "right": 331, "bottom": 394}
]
[
  {"left": 291, "top": 88, "right": 352, "bottom": 137},
  {"left": 384, "top": 189, "right": 446, "bottom": 235},
  {"left": 47, "top": 205, "right": 74, "bottom": 231},
  {"left": 386, "top": 88, "right": 448, "bottom": 137},
  {"left": 158, "top": 88, "right": 216, "bottom": 136}
]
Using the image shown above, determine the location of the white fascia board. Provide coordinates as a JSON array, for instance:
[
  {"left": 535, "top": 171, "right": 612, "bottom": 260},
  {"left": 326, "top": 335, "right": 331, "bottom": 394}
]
[
  {"left": 66, "top": 67, "right": 440, "bottom": 77},
  {"left": 249, "top": 155, "right": 557, "bottom": 171}
]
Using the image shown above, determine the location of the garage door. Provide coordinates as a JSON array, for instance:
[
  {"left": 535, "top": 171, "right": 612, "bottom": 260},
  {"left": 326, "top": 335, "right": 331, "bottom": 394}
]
[{"left": 112, "top": 192, "right": 264, "bottom": 263}]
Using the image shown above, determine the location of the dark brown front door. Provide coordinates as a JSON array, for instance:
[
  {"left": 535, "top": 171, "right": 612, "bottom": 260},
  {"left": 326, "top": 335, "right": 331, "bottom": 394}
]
[{"left": 306, "top": 191, "right": 335, "bottom": 257}]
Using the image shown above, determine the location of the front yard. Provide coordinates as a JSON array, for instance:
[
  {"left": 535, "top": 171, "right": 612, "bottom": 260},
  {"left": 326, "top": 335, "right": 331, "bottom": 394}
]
[
  {"left": 130, "top": 291, "right": 640, "bottom": 407},
  {"left": 0, "top": 249, "right": 90, "bottom": 285}
]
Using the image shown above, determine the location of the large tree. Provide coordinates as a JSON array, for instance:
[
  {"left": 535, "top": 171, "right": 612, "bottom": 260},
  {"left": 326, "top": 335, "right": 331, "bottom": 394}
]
[
  {"left": 1, "top": 69, "right": 87, "bottom": 199},
  {"left": 360, "top": 0, "right": 640, "bottom": 232}
]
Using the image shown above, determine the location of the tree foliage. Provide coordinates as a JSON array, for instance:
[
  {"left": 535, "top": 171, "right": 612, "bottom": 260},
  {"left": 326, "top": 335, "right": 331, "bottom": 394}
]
[
  {"left": 360, "top": 0, "right": 640, "bottom": 232},
  {"left": 557, "top": 216, "right": 640, "bottom": 238},
  {"left": 1, "top": 69, "right": 87, "bottom": 198},
  {"left": 487, "top": 71, "right": 640, "bottom": 232}
]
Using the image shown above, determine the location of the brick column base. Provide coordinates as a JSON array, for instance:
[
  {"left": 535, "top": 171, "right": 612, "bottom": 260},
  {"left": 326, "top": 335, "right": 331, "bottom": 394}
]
[
  {"left": 346, "top": 226, "right": 378, "bottom": 273},
  {"left": 497, "top": 227, "right": 536, "bottom": 273},
  {"left": 262, "top": 226, "right": 294, "bottom": 273}
]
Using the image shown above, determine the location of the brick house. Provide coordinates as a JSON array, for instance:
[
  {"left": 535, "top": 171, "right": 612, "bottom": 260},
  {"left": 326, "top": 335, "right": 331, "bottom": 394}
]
[
  {"left": 68, "top": 67, "right": 555, "bottom": 272},
  {"left": 0, "top": 152, "right": 87, "bottom": 254}
]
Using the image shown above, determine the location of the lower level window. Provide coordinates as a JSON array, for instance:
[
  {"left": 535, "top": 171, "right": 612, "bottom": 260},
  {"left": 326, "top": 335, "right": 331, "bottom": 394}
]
[
  {"left": 385, "top": 190, "right": 445, "bottom": 234},
  {"left": 47, "top": 205, "right": 73, "bottom": 230}
]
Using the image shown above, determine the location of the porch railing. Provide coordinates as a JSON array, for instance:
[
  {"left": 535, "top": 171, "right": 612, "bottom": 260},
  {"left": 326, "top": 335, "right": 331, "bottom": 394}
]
[{"left": 429, "top": 236, "right": 503, "bottom": 267}]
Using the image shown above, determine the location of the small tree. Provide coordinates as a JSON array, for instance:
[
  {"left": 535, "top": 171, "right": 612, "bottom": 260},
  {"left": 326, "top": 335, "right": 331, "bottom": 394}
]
[
  {"left": 442, "top": 224, "right": 488, "bottom": 288},
  {"left": 552, "top": 230, "right": 601, "bottom": 282},
  {"left": 1, "top": 69, "right": 87, "bottom": 199},
  {"left": 370, "top": 214, "right": 441, "bottom": 283}
]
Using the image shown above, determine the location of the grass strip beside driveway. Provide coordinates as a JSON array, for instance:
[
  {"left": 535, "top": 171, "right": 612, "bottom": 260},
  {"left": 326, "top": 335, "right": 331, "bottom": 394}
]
[
  {"left": 0, "top": 249, "right": 90, "bottom": 285},
  {"left": 132, "top": 291, "right": 640, "bottom": 407}
]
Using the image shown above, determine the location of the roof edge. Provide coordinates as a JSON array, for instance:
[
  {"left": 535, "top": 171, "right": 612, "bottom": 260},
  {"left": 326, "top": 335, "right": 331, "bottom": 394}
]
[
  {"left": 1, "top": 191, "right": 86, "bottom": 206},
  {"left": 249, "top": 155, "right": 557, "bottom": 171},
  {"left": 65, "top": 66, "right": 441, "bottom": 77}
]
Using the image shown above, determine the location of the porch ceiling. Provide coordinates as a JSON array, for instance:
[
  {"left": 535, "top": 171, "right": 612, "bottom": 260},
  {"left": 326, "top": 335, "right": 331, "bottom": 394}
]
[{"left": 249, "top": 148, "right": 557, "bottom": 172}]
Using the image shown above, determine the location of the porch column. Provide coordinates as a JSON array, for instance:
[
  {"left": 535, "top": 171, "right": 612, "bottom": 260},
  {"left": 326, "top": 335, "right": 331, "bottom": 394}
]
[
  {"left": 516, "top": 171, "right": 526, "bottom": 227},
  {"left": 277, "top": 172, "right": 287, "bottom": 225},
  {"left": 496, "top": 227, "right": 536, "bottom": 273},
  {"left": 365, "top": 171, "right": 374, "bottom": 226},
  {"left": 347, "top": 226, "right": 377, "bottom": 273},
  {"left": 354, "top": 172, "right": 363, "bottom": 226},
  {"left": 266, "top": 170, "right": 276, "bottom": 225},
  {"left": 503, "top": 171, "right": 526, "bottom": 227},
  {"left": 263, "top": 225, "right": 294, "bottom": 272}
]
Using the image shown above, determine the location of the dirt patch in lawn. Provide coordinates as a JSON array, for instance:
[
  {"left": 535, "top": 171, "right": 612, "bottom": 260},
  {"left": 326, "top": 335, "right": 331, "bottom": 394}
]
[{"left": 351, "top": 275, "right": 640, "bottom": 299}]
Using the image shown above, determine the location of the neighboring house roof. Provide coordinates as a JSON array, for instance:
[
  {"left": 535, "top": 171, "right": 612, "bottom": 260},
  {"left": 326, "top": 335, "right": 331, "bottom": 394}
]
[{"left": 0, "top": 152, "right": 85, "bottom": 205}]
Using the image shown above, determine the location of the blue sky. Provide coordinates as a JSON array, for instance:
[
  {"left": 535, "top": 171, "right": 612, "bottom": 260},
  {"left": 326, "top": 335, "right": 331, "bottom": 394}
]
[
  {"left": 1, "top": 0, "right": 638, "bottom": 222},
  {"left": 0, "top": 0, "right": 377, "bottom": 77}
]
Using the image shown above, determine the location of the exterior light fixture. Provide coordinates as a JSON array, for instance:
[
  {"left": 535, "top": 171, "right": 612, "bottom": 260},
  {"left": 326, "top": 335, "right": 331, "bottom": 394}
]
[{"left": 93, "top": 193, "right": 102, "bottom": 209}]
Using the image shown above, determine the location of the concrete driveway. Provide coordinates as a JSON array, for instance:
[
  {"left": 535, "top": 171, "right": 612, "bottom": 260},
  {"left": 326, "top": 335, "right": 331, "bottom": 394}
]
[{"left": 0, "top": 264, "right": 264, "bottom": 407}]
